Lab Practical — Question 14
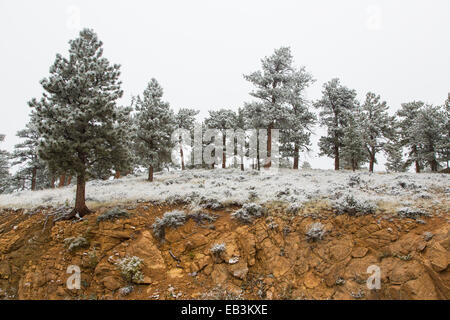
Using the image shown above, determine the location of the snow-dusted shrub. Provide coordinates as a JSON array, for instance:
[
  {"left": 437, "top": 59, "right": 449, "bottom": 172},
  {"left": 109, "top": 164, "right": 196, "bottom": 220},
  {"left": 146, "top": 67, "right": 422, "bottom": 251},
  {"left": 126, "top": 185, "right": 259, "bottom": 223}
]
[
  {"left": 231, "top": 203, "right": 267, "bottom": 224},
  {"left": 396, "top": 207, "right": 429, "bottom": 219},
  {"left": 286, "top": 203, "right": 302, "bottom": 215},
  {"left": 210, "top": 243, "right": 226, "bottom": 255},
  {"left": 201, "top": 286, "right": 244, "bottom": 300},
  {"left": 423, "top": 231, "right": 434, "bottom": 241},
  {"left": 332, "top": 194, "right": 377, "bottom": 216},
  {"left": 64, "top": 236, "right": 89, "bottom": 252},
  {"left": 118, "top": 286, "right": 134, "bottom": 296},
  {"left": 187, "top": 210, "right": 217, "bottom": 225},
  {"left": 117, "top": 256, "right": 144, "bottom": 283},
  {"left": 97, "top": 207, "right": 129, "bottom": 222},
  {"left": 200, "top": 197, "right": 223, "bottom": 210},
  {"left": 152, "top": 210, "right": 187, "bottom": 240},
  {"left": 348, "top": 174, "right": 361, "bottom": 187},
  {"left": 305, "top": 222, "right": 326, "bottom": 242}
]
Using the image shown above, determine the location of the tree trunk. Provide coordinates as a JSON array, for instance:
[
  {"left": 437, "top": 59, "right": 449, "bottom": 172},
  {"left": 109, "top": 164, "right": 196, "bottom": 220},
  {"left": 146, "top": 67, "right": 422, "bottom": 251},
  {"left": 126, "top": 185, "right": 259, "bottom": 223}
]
[
  {"left": 31, "top": 167, "right": 37, "bottom": 191},
  {"left": 352, "top": 159, "right": 356, "bottom": 172},
  {"left": 58, "top": 174, "right": 66, "bottom": 188},
  {"left": 51, "top": 176, "right": 55, "bottom": 188},
  {"left": 240, "top": 155, "right": 244, "bottom": 171},
  {"left": 222, "top": 133, "right": 226, "bottom": 169},
  {"left": 264, "top": 124, "right": 273, "bottom": 168},
  {"left": 293, "top": 143, "right": 299, "bottom": 170},
  {"left": 114, "top": 171, "right": 121, "bottom": 179},
  {"left": 73, "top": 174, "right": 91, "bottom": 217},
  {"left": 334, "top": 145, "right": 340, "bottom": 170},
  {"left": 179, "top": 136, "right": 185, "bottom": 170},
  {"left": 148, "top": 166, "right": 153, "bottom": 182},
  {"left": 66, "top": 176, "right": 72, "bottom": 185},
  {"left": 369, "top": 151, "right": 375, "bottom": 173}
]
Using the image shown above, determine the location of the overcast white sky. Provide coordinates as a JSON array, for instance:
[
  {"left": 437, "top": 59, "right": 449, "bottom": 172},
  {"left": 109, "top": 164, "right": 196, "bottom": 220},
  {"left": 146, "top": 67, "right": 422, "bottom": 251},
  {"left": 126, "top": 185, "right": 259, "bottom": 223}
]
[{"left": 1, "top": 0, "right": 449, "bottom": 170}]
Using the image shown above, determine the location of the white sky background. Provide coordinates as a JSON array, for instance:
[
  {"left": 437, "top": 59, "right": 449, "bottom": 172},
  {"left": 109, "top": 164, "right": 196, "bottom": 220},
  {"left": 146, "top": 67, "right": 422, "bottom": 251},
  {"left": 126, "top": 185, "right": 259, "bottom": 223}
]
[{"left": 0, "top": 0, "right": 449, "bottom": 171}]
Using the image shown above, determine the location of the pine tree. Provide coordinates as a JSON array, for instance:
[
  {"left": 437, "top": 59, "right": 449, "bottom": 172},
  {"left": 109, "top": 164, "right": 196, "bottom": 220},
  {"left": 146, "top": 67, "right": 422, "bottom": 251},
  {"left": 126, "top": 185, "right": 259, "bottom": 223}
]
[
  {"left": 437, "top": 95, "right": 450, "bottom": 169},
  {"left": 314, "top": 78, "right": 358, "bottom": 170},
  {"left": 244, "top": 47, "right": 296, "bottom": 168},
  {"left": 32, "top": 29, "right": 130, "bottom": 218},
  {"left": 0, "top": 134, "right": 10, "bottom": 194},
  {"left": 340, "top": 108, "right": 367, "bottom": 171},
  {"left": 281, "top": 68, "right": 316, "bottom": 169},
  {"left": 360, "top": 92, "right": 395, "bottom": 172},
  {"left": 134, "top": 78, "right": 175, "bottom": 181},
  {"left": 10, "top": 112, "right": 45, "bottom": 191},
  {"left": 174, "top": 108, "right": 199, "bottom": 170},
  {"left": 397, "top": 101, "right": 425, "bottom": 173},
  {"left": 414, "top": 105, "right": 444, "bottom": 172},
  {"left": 204, "top": 109, "right": 237, "bottom": 168},
  {"left": 384, "top": 140, "right": 406, "bottom": 172}
]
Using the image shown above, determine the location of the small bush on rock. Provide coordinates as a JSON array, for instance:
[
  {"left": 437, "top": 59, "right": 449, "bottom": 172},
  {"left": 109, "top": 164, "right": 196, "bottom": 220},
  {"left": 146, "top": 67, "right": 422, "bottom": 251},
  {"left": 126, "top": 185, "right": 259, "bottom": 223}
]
[
  {"left": 231, "top": 203, "right": 267, "bottom": 224},
  {"left": 332, "top": 194, "right": 377, "bottom": 216},
  {"left": 152, "top": 210, "right": 187, "bottom": 240},
  {"left": 64, "top": 236, "right": 89, "bottom": 252},
  {"left": 210, "top": 243, "right": 226, "bottom": 256},
  {"left": 396, "top": 207, "right": 429, "bottom": 219},
  {"left": 97, "top": 207, "right": 129, "bottom": 223},
  {"left": 305, "top": 222, "right": 326, "bottom": 242},
  {"left": 117, "top": 256, "right": 144, "bottom": 283}
]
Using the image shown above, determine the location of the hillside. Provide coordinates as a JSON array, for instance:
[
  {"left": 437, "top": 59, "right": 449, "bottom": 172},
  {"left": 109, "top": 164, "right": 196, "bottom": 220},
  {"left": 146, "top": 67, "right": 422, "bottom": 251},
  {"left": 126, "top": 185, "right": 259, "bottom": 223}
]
[{"left": 0, "top": 169, "right": 449, "bottom": 300}]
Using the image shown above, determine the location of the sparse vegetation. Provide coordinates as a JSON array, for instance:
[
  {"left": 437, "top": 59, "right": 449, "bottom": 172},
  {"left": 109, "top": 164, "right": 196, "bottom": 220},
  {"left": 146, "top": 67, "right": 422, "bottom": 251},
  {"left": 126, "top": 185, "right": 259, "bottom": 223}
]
[
  {"left": 210, "top": 243, "right": 226, "bottom": 256},
  {"left": 332, "top": 193, "right": 377, "bottom": 216},
  {"left": 152, "top": 210, "right": 187, "bottom": 240},
  {"left": 117, "top": 256, "right": 144, "bottom": 283},
  {"left": 97, "top": 207, "right": 129, "bottom": 223},
  {"left": 305, "top": 222, "right": 326, "bottom": 242},
  {"left": 64, "top": 236, "right": 89, "bottom": 252},
  {"left": 231, "top": 203, "right": 267, "bottom": 224}
]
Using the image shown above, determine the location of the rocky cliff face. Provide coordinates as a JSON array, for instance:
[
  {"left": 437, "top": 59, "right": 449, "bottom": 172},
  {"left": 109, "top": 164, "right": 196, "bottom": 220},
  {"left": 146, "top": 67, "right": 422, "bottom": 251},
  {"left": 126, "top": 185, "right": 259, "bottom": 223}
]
[{"left": 0, "top": 201, "right": 448, "bottom": 300}]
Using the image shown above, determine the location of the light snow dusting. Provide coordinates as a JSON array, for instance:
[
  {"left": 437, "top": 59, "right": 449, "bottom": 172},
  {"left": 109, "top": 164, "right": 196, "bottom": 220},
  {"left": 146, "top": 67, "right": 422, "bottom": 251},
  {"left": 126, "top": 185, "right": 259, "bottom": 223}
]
[{"left": 0, "top": 169, "right": 448, "bottom": 213}]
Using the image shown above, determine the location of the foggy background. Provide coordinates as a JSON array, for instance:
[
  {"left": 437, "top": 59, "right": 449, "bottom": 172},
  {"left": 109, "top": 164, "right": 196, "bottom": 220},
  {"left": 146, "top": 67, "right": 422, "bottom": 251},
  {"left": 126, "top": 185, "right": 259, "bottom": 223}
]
[{"left": 1, "top": 0, "right": 449, "bottom": 170}]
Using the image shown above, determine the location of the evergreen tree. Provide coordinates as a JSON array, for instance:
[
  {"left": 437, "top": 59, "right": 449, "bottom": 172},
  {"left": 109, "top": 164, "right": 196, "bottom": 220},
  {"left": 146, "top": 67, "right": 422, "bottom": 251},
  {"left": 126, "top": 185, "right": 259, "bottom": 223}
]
[
  {"left": 397, "top": 101, "right": 425, "bottom": 172},
  {"left": 437, "top": 95, "right": 450, "bottom": 169},
  {"left": 10, "top": 112, "right": 44, "bottom": 191},
  {"left": 314, "top": 78, "right": 358, "bottom": 170},
  {"left": 244, "top": 47, "right": 296, "bottom": 168},
  {"left": 281, "top": 68, "right": 316, "bottom": 169},
  {"left": 0, "top": 134, "right": 10, "bottom": 194},
  {"left": 134, "top": 78, "right": 175, "bottom": 181},
  {"left": 204, "top": 109, "right": 237, "bottom": 168},
  {"left": 384, "top": 140, "right": 406, "bottom": 172},
  {"left": 340, "top": 108, "right": 367, "bottom": 171},
  {"left": 360, "top": 92, "right": 395, "bottom": 172},
  {"left": 32, "top": 29, "right": 130, "bottom": 218},
  {"left": 174, "top": 108, "right": 199, "bottom": 170},
  {"left": 414, "top": 105, "right": 444, "bottom": 172}
]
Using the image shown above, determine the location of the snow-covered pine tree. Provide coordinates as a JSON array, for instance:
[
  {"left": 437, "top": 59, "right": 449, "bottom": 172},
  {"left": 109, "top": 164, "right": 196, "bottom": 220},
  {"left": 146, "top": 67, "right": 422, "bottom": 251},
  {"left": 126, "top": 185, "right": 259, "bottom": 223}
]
[
  {"left": 32, "top": 29, "right": 130, "bottom": 218},
  {"left": 242, "top": 102, "right": 266, "bottom": 170},
  {"left": 281, "top": 68, "right": 316, "bottom": 169},
  {"left": 174, "top": 108, "right": 199, "bottom": 170},
  {"left": 314, "top": 78, "right": 358, "bottom": 170},
  {"left": 340, "top": 107, "right": 367, "bottom": 171},
  {"left": 437, "top": 95, "right": 450, "bottom": 169},
  {"left": 204, "top": 109, "right": 237, "bottom": 168},
  {"left": 235, "top": 107, "right": 247, "bottom": 171},
  {"left": 384, "top": 140, "right": 406, "bottom": 172},
  {"left": 134, "top": 78, "right": 175, "bottom": 181},
  {"left": 0, "top": 134, "right": 10, "bottom": 194},
  {"left": 10, "top": 111, "right": 45, "bottom": 190},
  {"left": 244, "top": 47, "right": 296, "bottom": 168},
  {"left": 397, "top": 101, "right": 425, "bottom": 173},
  {"left": 414, "top": 105, "right": 444, "bottom": 172},
  {"left": 360, "top": 92, "right": 395, "bottom": 172}
]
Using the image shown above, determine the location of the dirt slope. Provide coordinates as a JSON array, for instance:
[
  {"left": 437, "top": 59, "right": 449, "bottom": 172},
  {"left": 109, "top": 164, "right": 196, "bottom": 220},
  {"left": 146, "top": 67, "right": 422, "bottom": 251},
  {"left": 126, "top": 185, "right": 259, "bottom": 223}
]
[{"left": 0, "top": 201, "right": 448, "bottom": 300}]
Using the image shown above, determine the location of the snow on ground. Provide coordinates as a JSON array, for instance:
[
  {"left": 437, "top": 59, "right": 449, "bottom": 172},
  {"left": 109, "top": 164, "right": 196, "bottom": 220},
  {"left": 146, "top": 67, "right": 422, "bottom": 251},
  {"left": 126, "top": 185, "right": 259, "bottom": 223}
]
[{"left": 0, "top": 169, "right": 448, "bottom": 212}]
